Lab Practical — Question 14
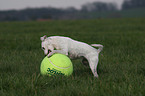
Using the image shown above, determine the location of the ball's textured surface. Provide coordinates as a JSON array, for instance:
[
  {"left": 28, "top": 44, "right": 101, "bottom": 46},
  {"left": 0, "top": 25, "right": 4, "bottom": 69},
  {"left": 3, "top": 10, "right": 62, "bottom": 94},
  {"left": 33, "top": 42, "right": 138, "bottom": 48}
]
[{"left": 40, "top": 53, "right": 73, "bottom": 76}]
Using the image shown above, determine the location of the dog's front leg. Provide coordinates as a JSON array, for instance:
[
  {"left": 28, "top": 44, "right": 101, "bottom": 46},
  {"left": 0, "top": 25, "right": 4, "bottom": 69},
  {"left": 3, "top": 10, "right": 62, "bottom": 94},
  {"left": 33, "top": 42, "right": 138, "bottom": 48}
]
[
  {"left": 47, "top": 52, "right": 54, "bottom": 57},
  {"left": 54, "top": 50, "right": 68, "bottom": 55},
  {"left": 47, "top": 50, "right": 68, "bottom": 57}
]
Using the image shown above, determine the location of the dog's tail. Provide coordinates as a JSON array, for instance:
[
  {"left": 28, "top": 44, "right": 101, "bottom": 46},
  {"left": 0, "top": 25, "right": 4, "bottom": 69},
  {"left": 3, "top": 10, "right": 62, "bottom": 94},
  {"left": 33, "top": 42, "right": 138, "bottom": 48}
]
[{"left": 91, "top": 44, "right": 103, "bottom": 53}]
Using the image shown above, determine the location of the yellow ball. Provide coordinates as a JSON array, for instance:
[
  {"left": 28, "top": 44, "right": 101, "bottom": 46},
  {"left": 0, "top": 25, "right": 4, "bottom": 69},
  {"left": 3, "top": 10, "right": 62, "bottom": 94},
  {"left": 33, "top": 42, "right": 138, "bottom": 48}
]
[{"left": 40, "top": 53, "right": 73, "bottom": 76}]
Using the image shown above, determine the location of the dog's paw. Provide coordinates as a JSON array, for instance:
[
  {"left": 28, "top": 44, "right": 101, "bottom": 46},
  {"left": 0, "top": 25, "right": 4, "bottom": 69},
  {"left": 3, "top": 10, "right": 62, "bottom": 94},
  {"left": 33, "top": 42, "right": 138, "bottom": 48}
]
[
  {"left": 47, "top": 52, "right": 53, "bottom": 57},
  {"left": 94, "top": 73, "right": 98, "bottom": 78}
]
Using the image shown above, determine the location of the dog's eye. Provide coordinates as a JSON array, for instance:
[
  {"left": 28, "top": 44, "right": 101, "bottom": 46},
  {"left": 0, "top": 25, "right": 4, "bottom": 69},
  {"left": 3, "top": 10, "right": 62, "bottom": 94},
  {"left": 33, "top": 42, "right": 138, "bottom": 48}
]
[{"left": 42, "top": 47, "right": 45, "bottom": 50}]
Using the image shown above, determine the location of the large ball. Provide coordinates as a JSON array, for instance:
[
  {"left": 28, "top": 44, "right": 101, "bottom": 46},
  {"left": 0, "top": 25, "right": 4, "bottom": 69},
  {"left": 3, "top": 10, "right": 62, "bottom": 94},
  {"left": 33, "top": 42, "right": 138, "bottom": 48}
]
[{"left": 40, "top": 53, "right": 73, "bottom": 76}]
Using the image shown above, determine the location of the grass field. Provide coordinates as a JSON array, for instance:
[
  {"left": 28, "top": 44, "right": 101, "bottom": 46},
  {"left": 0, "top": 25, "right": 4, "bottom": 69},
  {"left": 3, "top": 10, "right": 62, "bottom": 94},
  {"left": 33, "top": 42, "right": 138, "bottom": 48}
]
[{"left": 0, "top": 18, "right": 145, "bottom": 96}]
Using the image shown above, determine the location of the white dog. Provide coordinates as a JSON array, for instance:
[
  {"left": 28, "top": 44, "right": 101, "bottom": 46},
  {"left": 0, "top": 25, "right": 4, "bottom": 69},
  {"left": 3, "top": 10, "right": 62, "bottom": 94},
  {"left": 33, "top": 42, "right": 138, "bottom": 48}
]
[{"left": 40, "top": 35, "right": 103, "bottom": 77}]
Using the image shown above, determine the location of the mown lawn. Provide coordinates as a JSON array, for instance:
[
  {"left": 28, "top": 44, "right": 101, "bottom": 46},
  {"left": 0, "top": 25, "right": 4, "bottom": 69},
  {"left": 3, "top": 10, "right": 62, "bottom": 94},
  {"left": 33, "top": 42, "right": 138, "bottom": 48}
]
[{"left": 0, "top": 18, "right": 145, "bottom": 96}]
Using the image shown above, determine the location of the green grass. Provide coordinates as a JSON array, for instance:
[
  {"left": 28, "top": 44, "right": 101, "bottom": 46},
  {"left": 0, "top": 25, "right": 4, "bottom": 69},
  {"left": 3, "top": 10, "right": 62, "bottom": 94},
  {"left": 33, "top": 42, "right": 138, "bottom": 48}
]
[{"left": 0, "top": 18, "right": 145, "bottom": 96}]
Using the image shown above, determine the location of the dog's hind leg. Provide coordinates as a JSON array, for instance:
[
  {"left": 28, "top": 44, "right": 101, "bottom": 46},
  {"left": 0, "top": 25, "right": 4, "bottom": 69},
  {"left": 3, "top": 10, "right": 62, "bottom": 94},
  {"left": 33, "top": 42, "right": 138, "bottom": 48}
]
[{"left": 87, "top": 56, "right": 99, "bottom": 78}]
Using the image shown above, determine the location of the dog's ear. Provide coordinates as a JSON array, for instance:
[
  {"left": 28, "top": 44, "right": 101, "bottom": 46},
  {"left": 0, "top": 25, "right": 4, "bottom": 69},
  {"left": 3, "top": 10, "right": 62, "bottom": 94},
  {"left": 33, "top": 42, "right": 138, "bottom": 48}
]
[{"left": 40, "top": 35, "right": 47, "bottom": 41}]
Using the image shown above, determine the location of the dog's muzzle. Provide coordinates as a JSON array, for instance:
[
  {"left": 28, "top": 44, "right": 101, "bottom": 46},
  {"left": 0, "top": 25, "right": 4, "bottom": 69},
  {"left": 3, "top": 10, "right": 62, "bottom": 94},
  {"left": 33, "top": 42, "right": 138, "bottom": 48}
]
[{"left": 48, "top": 50, "right": 51, "bottom": 53}]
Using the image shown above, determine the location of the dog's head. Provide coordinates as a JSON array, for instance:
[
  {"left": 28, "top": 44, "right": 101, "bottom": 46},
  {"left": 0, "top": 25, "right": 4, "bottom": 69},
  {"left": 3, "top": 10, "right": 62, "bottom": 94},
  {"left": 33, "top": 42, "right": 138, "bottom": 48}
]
[{"left": 40, "top": 35, "right": 54, "bottom": 55}]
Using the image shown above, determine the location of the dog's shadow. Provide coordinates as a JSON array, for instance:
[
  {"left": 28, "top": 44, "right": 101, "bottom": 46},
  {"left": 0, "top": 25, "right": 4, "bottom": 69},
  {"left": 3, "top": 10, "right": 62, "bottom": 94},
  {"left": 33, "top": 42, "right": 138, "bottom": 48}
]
[
  {"left": 72, "top": 59, "right": 92, "bottom": 77},
  {"left": 73, "top": 67, "right": 92, "bottom": 77}
]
